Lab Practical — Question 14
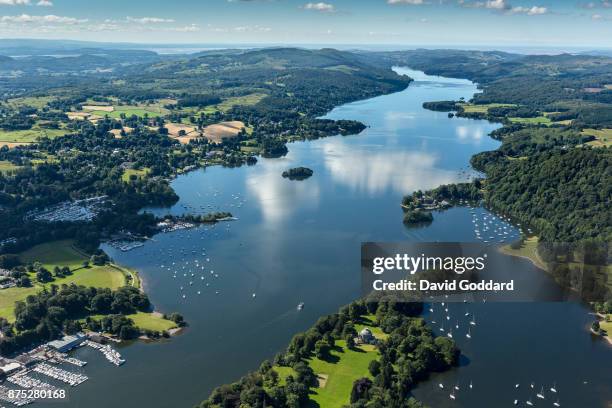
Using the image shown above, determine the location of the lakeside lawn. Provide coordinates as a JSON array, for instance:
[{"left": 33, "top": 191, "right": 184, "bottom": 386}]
[
  {"left": 499, "top": 236, "right": 547, "bottom": 271},
  {"left": 600, "top": 315, "right": 612, "bottom": 337},
  {"left": 0, "top": 240, "right": 136, "bottom": 322},
  {"left": 128, "top": 312, "right": 177, "bottom": 332},
  {"left": 306, "top": 340, "right": 378, "bottom": 407},
  {"left": 85, "top": 311, "right": 176, "bottom": 333},
  {"left": 274, "top": 316, "right": 385, "bottom": 407}
]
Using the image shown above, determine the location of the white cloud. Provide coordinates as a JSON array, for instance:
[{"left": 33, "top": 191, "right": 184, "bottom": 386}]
[
  {"left": 485, "top": 0, "right": 509, "bottom": 9},
  {"left": 172, "top": 24, "right": 200, "bottom": 32},
  {"left": 511, "top": 5, "right": 547, "bottom": 15},
  {"left": 36, "top": 0, "right": 52, "bottom": 6},
  {"left": 461, "top": 0, "right": 547, "bottom": 15},
  {"left": 302, "top": 2, "right": 335, "bottom": 12},
  {"left": 388, "top": 0, "right": 425, "bottom": 4},
  {"left": 125, "top": 16, "right": 175, "bottom": 24},
  {"left": 0, "top": 14, "right": 87, "bottom": 23},
  {"left": 0, "top": 0, "right": 30, "bottom": 5}
]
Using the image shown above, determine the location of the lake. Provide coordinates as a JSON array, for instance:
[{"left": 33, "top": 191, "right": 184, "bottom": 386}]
[{"left": 37, "top": 68, "right": 611, "bottom": 408}]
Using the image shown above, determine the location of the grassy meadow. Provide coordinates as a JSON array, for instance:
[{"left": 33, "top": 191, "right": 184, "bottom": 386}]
[
  {"left": 582, "top": 128, "right": 612, "bottom": 147},
  {"left": 0, "top": 240, "right": 136, "bottom": 322}
]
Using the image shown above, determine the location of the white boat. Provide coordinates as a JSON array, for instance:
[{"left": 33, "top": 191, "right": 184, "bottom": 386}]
[
  {"left": 469, "top": 381, "right": 473, "bottom": 389},
  {"left": 553, "top": 400, "right": 560, "bottom": 407},
  {"left": 550, "top": 382, "right": 557, "bottom": 393},
  {"left": 530, "top": 382, "right": 534, "bottom": 389},
  {"left": 447, "top": 330, "right": 453, "bottom": 338},
  {"left": 513, "top": 400, "right": 518, "bottom": 405},
  {"left": 536, "top": 386, "right": 545, "bottom": 399},
  {"left": 297, "top": 302, "right": 305, "bottom": 310},
  {"left": 454, "top": 384, "right": 460, "bottom": 391},
  {"left": 449, "top": 393, "right": 455, "bottom": 400},
  {"left": 470, "top": 315, "right": 476, "bottom": 326},
  {"left": 515, "top": 383, "right": 520, "bottom": 388},
  {"left": 439, "top": 383, "right": 444, "bottom": 389},
  {"left": 526, "top": 398, "right": 533, "bottom": 406},
  {"left": 466, "top": 328, "right": 472, "bottom": 339}
]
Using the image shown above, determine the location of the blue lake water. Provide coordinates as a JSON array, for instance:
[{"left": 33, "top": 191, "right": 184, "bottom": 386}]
[{"left": 36, "top": 68, "right": 610, "bottom": 408}]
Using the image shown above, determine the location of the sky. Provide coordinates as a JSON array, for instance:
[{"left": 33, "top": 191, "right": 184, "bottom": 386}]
[{"left": 0, "top": 0, "right": 610, "bottom": 48}]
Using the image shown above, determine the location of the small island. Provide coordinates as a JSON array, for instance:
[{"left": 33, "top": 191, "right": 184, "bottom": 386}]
[
  {"left": 403, "top": 209, "right": 434, "bottom": 224},
  {"left": 282, "top": 166, "right": 314, "bottom": 180}
]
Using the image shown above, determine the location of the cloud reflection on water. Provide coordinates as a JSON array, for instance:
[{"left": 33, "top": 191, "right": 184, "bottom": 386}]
[{"left": 319, "top": 137, "right": 459, "bottom": 195}]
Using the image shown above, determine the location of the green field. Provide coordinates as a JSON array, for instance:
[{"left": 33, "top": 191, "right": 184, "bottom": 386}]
[
  {"left": 508, "top": 116, "right": 553, "bottom": 126},
  {"left": 307, "top": 340, "right": 377, "bottom": 407},
  {"left": 600, "top": 315, "right": 612, "bottom": 337},
  {"left": 129, "top": 312, "right": 177, "bottom": 332},
  {"left": 582, "top": 128, "right": 612, "bottom": 147},
  {"left": 189, "top": 93, "right": 267, "bottom": 115},
  {"left": 85, "top": 311, "right": 176, "bottom": 333},
  {"left": 122, "top": 167, "right": 151, "bottom": 182},
  {"left": 460, "top": 103, "right": 516, "bottom": 114},
  {"left": 0, "top": 160, "right": 20, "bottom": 173},
  {"left": 0, "top": 286, "right": 39, "bottom": 322},
  {"left": 86, "top": 104, "right": 169, "bottom": 119},
  {"left": 0, "top": 240, "right": 135, "bottom": 321},
  {"left": 6, "top": 96, "right": 54, "bottom": 109},
  {"left": 0, "top": 126, "right": 67, "bottom": 144},
  {"left": 274, "top": 320, "right": 383, "bottom": 407}
]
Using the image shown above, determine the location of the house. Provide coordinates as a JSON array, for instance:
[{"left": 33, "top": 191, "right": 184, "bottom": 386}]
[{"left": 357, "top": 328, "right": 377, "bottom": 345}]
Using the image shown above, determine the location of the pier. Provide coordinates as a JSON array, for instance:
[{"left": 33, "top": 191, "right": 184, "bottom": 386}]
[
  {"left": 6, "top": 373, "right": 56, "bottom": 391},
  {"left": 84, "top": 340, "right": 125, "bottom": 366},
  {"left": 33, "top": 363, "right": 88, "bottom": 387}
]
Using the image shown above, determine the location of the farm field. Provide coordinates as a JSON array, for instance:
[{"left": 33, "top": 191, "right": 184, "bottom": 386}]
[
  {"left": 508, "top": 116, "right": 553, "bottom": 125},
  {"left": 0, "top": 160, "right": 20, "bottom": 173},
  {"left": 0, "top": 125, "right": 67, "bottom": 144},
  {"left": 582, "top": 128, "right": 612, "bottom": 147},
  {"left": 6, "top": 96, "right": 55, "bottom": 109},
  {"left": 460, "top": 103, "right": 516, "bottom": 113},
  {"left": 203, "top": 121, "right": 245, "bottom": 144},
  {"left": 187, "top": 92, "right": 267, "bottom": 115},
  {"left": 83, "top": 104, "right": 169, "bottom": 118}
]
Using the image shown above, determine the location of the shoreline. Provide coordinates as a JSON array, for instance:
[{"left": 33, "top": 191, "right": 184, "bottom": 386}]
[{"left": 497, "top": 237, "right": 548, "bottom": 272}]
